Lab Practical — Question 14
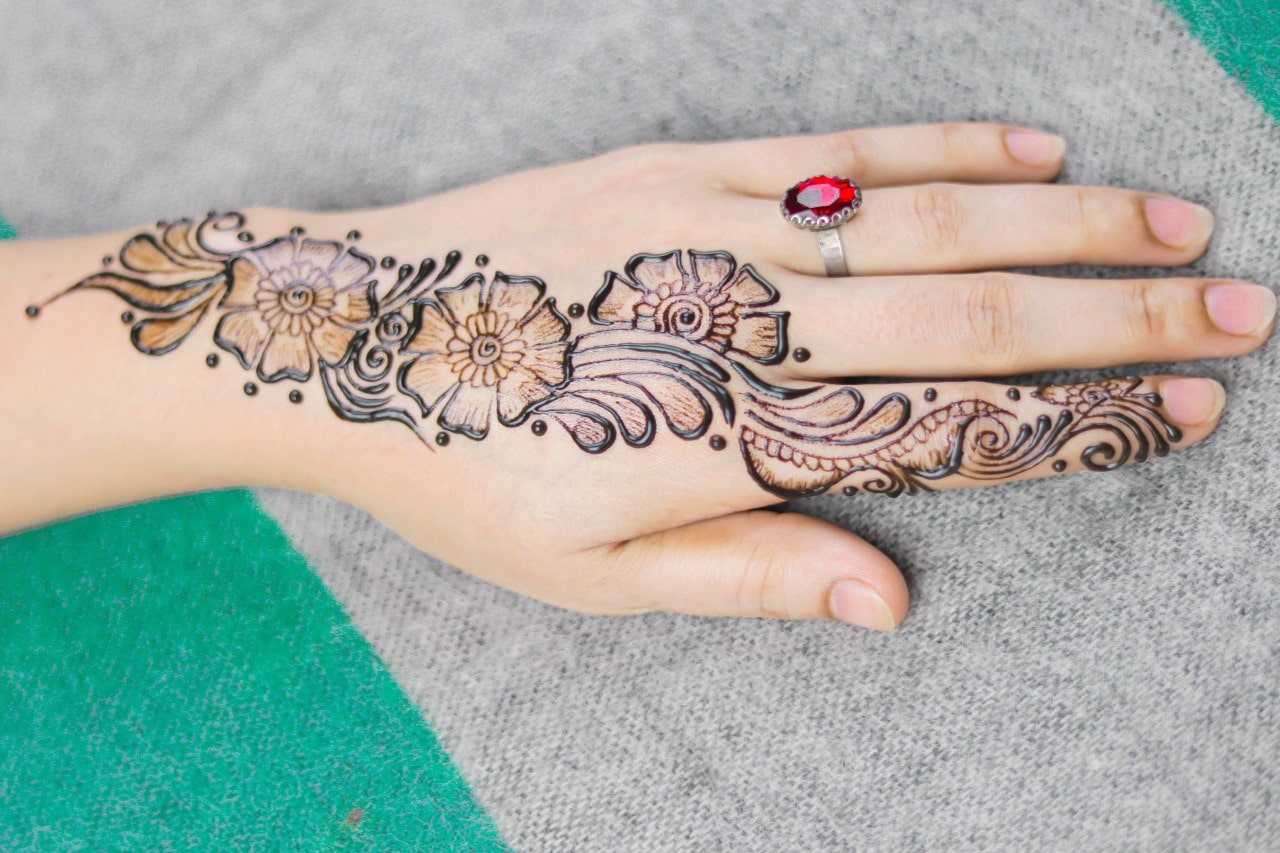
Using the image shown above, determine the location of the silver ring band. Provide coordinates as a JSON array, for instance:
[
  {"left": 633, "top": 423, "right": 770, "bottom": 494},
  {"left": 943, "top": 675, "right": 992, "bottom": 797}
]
[{"left": 817, "top": 228, "right": 847, "bottom": 277}]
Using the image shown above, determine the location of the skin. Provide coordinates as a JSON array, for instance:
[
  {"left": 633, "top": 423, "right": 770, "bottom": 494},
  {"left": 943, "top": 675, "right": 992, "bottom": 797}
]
[{"left": 0, "top": 122, "right": 1273, "bottom": 632}]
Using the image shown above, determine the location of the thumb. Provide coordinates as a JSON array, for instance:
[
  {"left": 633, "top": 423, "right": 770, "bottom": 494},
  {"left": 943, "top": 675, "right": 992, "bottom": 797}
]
[{"left": 588, "top": 510, "right": 908, "bottom": 630}]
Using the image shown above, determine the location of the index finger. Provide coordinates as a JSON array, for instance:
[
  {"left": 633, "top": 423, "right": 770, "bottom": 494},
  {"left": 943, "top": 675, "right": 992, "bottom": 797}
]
[{"left": 736, "top": 375, "right": 1222, "bottom": 500}]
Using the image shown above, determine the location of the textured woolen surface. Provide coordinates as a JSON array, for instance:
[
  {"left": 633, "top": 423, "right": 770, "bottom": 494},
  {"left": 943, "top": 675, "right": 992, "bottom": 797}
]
[{"left": 1, "top": 0, "right": 1277, "bottom": 849}]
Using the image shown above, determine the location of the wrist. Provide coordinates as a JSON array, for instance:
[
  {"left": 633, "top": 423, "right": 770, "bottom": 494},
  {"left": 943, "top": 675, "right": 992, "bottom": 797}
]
[{"left": 0, "top": 209, "right": 352, "bottom": 531}]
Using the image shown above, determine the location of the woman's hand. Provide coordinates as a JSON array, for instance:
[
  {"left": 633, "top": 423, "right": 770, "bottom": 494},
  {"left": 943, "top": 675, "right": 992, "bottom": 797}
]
[{"left": 6, "top": 122, "right": 1272, "bottom": 630}]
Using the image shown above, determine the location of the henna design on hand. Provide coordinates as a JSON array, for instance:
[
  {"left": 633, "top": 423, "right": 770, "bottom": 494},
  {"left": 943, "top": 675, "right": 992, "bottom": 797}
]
[{"left": 29, "top": 212, "right": 1182, "bottom": 499}]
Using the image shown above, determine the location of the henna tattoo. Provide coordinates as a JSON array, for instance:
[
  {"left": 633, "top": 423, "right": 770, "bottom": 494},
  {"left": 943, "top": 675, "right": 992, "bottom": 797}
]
[
  {"left": 589, "top": 249, "right": 787, "bottom": 365},
  {"left": 398, "top": 273, "right": 571, "bottom": 440},
  {"left": 29, "top": 212, "right": 1183, "bottom": 500},
  {"left": 738, "top": 377, "right": 1181, "bottom": 498}
]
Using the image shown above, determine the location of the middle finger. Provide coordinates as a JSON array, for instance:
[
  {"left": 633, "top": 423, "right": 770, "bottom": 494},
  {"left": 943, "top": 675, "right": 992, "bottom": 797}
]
[
  {"left": 764, "top": 182, "right": 1215, "bottom": 276},
  {"left": 772, "top": 271, "right": 1275, "bottom": 379}
]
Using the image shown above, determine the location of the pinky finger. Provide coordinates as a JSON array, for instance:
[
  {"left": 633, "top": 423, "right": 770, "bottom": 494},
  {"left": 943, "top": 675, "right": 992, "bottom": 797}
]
[{"left": 738, "top": 375, "right": 1225, "bottom": 498}]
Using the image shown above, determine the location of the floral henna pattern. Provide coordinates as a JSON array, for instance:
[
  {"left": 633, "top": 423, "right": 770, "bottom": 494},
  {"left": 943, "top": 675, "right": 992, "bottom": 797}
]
[
  {"left": 29, "top": 212, "right": 1183, "bottom": 500},
  {"left": 398, "top": 273, "right": 570, "bottom": 438},
  {"left": 590, "top": 249, "right": 787, "bottom": 364},
  {"left": 215, "top": 234, "right": 376, "bottom": 382}
]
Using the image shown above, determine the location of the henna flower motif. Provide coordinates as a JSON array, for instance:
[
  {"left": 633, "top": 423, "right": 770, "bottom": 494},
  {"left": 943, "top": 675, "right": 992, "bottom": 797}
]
[
  {"left": 589, "top": 249, "right": 787, "bottom": 363},
  {"left": 398, "top": 273, "right": 570, "bottom": 439},
  {"left": 214, "top": 236, "right": 375, "bottom": 382}
]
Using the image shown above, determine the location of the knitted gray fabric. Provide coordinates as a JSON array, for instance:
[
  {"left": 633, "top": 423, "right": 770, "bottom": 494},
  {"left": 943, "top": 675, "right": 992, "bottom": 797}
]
[{"left": 3, "top": 0, "right": 1276, "bottom": 849}]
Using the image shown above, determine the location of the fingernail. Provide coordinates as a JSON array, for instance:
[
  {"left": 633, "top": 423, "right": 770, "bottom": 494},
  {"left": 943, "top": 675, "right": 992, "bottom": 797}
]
[
  {"left": 1144, "top": 197, "right": 1214, "bottom": 248},
  {"left": 1205, "top": 282, "right": 1276, "bottom": 336},
  {"left": 1160, "top": 377, "right": 1226, "bottom": 426},
  {"left": 1004, "top": 129, "right": 1066, "bottom": 167},
  {"left": 829, "top": 579, "right": 897, "bottom": 632}
]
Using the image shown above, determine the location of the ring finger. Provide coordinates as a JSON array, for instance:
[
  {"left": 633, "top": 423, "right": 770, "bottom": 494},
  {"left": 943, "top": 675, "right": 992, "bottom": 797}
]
[{"left": 764, "top": 182, "right": 1216, "bottom": 276}]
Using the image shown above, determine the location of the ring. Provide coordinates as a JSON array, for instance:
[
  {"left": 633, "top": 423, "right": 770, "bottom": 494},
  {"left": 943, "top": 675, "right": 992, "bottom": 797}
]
[{"left": 780, "top": 175, "right": 861, "bottom": 277}]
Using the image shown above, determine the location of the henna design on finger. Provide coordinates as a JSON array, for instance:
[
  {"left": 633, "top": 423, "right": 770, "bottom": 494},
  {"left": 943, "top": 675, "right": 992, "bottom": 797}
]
[
  {"left": 30, "top": 213, "right": 1184, "bottom": 500},
  {"left": 738, "top": 377, "right": 1182, "bottom": 498}
]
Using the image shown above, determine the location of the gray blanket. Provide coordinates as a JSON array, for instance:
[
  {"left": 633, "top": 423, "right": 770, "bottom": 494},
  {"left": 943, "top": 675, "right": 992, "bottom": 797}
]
[{"left": 3, "top": 0, "right": 1276, "bottom": 848}]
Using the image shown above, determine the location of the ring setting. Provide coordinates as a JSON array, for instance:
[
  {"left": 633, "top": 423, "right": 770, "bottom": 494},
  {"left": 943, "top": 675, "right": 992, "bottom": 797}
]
[{"left": 780, "top": 175, "right": 861, "bottom": 276}]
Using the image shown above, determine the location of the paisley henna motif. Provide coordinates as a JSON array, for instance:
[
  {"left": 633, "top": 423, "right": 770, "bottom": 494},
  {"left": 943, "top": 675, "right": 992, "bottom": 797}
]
[{"left": 28, "top": 212, "right": 1183, "bottom": 499}]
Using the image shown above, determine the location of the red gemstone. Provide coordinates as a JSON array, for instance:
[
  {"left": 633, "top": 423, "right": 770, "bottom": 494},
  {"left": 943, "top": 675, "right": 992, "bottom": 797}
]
[{"left": 782, "top": 175, "right": 859, "bottom": 219}]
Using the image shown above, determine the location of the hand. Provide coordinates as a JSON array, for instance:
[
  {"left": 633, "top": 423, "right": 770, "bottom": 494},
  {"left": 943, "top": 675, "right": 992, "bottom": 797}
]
[{"left": 14, "top": 122, "right": 1273, "bottom": 630}]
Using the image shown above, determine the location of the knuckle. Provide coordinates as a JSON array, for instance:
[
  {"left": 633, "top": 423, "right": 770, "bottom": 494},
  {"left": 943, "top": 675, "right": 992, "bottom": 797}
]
[
  {"left": 956, "top": 273, "right": 1027, "bottom": 368},
  {"left": 946, "top": 380, "right": 1000, "bottom": 412},
  {"left": 821, "top": 130, "right": 864, "bottom": 175},
  {"left": 937, "top": 122, "right": 966, "bottom": 161},
  {"left": 1067, "top": 186, "right": 1130, "bottom": 253},
  {"left": 911, "top": 184, "right": 968, "bottom": 255},
  {"left": 1123, "top": 279, "right": 1172, "bottom": 340},
  {"left": 603, "top": 142, "right": 692, "bottom": 183},
  {"left": 733, "top": 533, "right": 794, "bottom": 620},
  {"left": 1068, "top": 185, "right": 1096, "bottom": 246}
]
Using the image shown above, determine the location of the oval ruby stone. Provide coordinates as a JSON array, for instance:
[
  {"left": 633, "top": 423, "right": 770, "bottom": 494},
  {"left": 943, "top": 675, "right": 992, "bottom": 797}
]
[{"left": 782, "top": 175, "right": 859, "bottom": 219}]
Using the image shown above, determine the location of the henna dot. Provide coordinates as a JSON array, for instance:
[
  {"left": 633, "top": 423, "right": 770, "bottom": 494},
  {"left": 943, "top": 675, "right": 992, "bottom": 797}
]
[
  {"left": 206, "top": 353, "right": 219, "bottom": 368},
  {"left": 567, "top": 303, "right": 585, "bottom": 318},
  {"left": 244, "top": 382, "right": 258, "bottom": 396},
  {"left": 475, "top": 254, "right": 489, "bottom": 267},
  {"left": 289, "top": 226, "right": 305, "bottom": 237},
  {"left": 346, "top": 229, "right": 362, "bottom": 241},
  {"left": 399, "top": 263, "right": 413, "bottom": 279},
  {"left": 381, "top": 256, "right": 396, "bottom": 269},
  {"left": 792, "top": 347, "right": 811, "bottom": 363},
  {"left": 207, "top": 210, "right": 218, "bottom": 219},
  {"left": 435, "top": 431, "right": 451, "bottom": 446},
  {"left": 531, "top": 419, "right": 547, "bottom": 436},
  {"left": 237, "top": 231, "right": 253, "bottom": 243},
  {"left": 102, "top": 255, "right": 113, "bottom": 268},
  {"left": 121, "top": 311, "right": 134, "bottom": 324},
  {"left": 709, "top": 435, "right": 727, "bottom": 451},
  {"left": 24, "top": 305, "right": 39, "bottom": 318},
  {"left": 1052, "top": 460, "right": 1067, "bottom": 472},
  {"left": 924, "top": 387, "right": 937, "bottom": 402},
  {"left": 1007, "top": 388, "right": 1021, "bottom": 401},
  {"left": 155, "top": 220, "right": 167, "bottom": 229},
  {"left": 1150, "top": 393, "right": 1163, "bottom": 407},
  {"left": 842, "top": 485, "right": 858, "bottom": 496},
  {"left": 289, "top": 390, "right": 303, "bottom": 404}
]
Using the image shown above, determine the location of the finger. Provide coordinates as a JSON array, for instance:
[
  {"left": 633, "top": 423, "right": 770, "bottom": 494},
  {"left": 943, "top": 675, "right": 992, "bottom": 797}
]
[
  {"left": 715, "top": 122, "right": 1066, "bottom": 195},
  {"left": 580, "top": 509, "right": 906, "bottom": 629},
  {"left": 779, "top": 273, "right": 1276, "bottom": 378},
  {"left": 764, "top": 183, "right": 1215, "bottom": 276},
  {"left": 738, "top": 375, "right": 1225, "bottom": 500}
]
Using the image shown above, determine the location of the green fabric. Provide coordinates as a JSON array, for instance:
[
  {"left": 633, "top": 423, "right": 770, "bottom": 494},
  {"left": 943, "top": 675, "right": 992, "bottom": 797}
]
[
  {"left": 1164, "top": 0, "right": 1280, "bottom": 117},
  {"left": 0, "top": 216, "right": 504, "bottom": 849},
  {"left": 0, "top": 218, "right": 14, "bottom": 240},
  {"left": 0, "top": 488, "right": 505, "bottom": 850}
]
